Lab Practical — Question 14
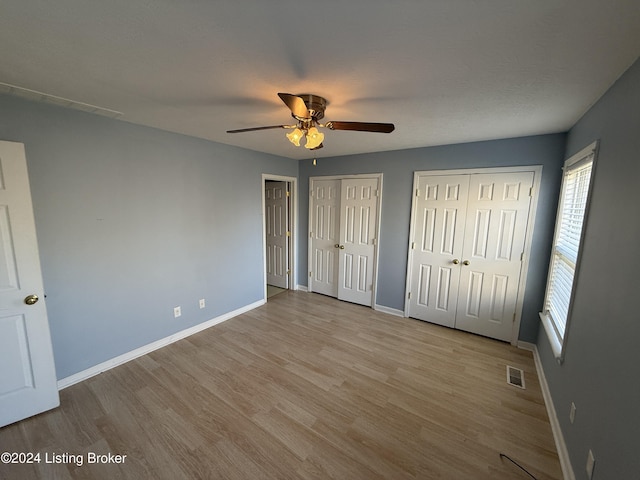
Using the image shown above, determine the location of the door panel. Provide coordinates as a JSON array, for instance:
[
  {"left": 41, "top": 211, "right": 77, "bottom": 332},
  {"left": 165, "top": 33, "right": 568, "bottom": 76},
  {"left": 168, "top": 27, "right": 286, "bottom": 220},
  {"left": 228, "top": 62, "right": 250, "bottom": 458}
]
[
  {"left": 265, "top": 181, "right": 288, "bottom": 288},
  {"left": 310, "top": 179, "right": 340, "bottom": 297},
  {"left": 0, "top": 141, "right": 59, "bottom": 427},
  {"left": 408, "top": 175, "right": 469, "bottom": 327},
  {"left": 455, "top": 172, "right": 534, "bottom": 340},
  {"left": 338, "top": 178, "right": 378, "bottom": 305}
]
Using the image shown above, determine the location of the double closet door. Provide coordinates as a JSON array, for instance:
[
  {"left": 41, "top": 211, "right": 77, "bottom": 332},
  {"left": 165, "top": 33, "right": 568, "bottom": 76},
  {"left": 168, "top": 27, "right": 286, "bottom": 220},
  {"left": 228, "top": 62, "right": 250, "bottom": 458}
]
[
  {"left": 309, "top": 175, "right": 381, "bottom": 307},
  {"left": 406, "top": 170, "right": 536, "bottom": 342}
]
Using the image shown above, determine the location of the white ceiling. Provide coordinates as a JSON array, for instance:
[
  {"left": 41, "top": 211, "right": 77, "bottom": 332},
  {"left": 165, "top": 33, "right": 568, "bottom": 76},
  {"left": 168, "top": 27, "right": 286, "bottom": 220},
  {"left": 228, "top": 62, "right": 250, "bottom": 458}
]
[{"left": 1, "top": 1, "right": 639, "bottom": 160}]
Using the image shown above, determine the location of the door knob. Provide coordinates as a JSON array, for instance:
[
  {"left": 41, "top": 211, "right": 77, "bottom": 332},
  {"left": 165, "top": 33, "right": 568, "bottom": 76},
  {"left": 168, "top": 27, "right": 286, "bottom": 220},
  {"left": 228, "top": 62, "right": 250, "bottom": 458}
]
[
  {"left": 462, "top": 260, "right": 470, "bottom": 266},
  {"left": 334, "top": 244, "right": 340, "bottom": 248},
  {"left": 452, "top": 259, "right": 460, "bottom": 265},
  {"left": 24, "top": 294, "right": 39, "bottom": 305},
  {"left": 339, "top": 245, "right": 345, "bottom": 249}
]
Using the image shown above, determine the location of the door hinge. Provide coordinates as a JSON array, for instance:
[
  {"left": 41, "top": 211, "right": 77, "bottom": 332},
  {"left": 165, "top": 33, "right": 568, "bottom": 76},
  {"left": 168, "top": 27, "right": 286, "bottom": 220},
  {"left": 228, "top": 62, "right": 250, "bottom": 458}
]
[
  {"left": 529, "top": 187, "right": 533, "bottom": 197},
  {"left": 286, "top": 269, "right": 291, "bottom": 275},
  {"left": 286, "top": 190, "right": 290, "bottom": 197},
  {"left": 309, "top": 232, "right": 313, "bottom": 238},
  {"left": 513, "top": 313, "right": 516, "bottom": 323},
  {"left": 416, "top": 189, "right": 420, "bottom": 197},
  {"left": 375, "top": 189, "right": 380, "bottom": 197},
  {"left": 372, "top": 238, "right": 377, "bottom": 246},
  {"left": 286, "top": 231, "right": 291, "bottom": 237},
  {"left": 309, "top": 271, "right": 312, "bottom": 278},
  {"left": 411, "top": 242, "right": 415, "bottom": 250},
  {"left": 408, "top": 292, "right": 412, "bottom": 299},
  {"left": 521, "top": 252, "right": 524, "bottom": 261}
]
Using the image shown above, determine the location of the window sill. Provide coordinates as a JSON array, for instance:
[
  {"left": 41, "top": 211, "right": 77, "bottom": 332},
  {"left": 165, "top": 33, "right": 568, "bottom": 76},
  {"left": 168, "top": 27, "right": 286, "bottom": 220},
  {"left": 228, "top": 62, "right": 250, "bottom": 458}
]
[{"left": 539, "top": 312, "right": 564, "bottom": 363}]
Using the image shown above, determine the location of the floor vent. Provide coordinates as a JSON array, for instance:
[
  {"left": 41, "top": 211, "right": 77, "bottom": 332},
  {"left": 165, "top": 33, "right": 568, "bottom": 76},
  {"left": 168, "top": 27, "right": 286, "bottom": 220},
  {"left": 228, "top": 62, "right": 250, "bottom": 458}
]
[{"left": 506, "top": 366, "right": 525, "bottom": 389}]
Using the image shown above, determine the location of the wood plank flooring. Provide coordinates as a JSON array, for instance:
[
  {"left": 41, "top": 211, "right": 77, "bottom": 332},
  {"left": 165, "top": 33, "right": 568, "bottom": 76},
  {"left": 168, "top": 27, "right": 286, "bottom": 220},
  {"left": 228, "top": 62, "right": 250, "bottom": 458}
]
[{"left": 0, "top": 291, "right": 562, "bottom": 479}]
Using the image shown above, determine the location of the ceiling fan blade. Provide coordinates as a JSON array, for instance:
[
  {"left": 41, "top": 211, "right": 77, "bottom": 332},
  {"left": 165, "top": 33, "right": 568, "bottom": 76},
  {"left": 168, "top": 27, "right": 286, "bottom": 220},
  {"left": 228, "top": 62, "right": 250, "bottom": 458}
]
[
  {"left": 226, "top": 125, "right": 288, "bottom": 133},
  {"left": 326, "top": 121, "right": 395, "bottom": 133},
  {"left": 278, "top": 93, "right": 311, "bottom": 119}
]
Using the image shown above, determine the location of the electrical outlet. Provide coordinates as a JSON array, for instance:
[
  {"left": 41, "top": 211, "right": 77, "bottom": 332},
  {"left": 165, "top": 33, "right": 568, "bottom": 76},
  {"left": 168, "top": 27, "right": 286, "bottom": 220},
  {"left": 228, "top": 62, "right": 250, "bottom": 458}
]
[
  {"left": 173, "top": 306, "right": 181, "bottom": 318},
  {"left": 570, "top": 402, "right": 576, "bottom": 424},
  {"left": 199, "top": 298, "right": 205, "bottom": 309},
  {"left": 586, "top": 449, "right": 595, "bottom": 479}
]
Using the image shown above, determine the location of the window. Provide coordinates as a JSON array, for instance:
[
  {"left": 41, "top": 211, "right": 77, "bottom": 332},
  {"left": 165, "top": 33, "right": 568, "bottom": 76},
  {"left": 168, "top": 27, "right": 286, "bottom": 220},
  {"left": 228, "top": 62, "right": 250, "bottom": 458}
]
[{"left": 540, "top": 141, "right": 597, "bottom": 360}]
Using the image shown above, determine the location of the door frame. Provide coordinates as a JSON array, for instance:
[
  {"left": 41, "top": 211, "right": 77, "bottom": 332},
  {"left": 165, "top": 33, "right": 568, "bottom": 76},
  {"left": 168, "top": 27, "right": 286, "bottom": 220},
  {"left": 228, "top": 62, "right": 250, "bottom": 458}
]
[
  {"left": 308, "top": 173, "right": 384, "bottom": 308},
  {"left": 404, "top": 166, "right": 543, "bottom": 345},
  {"left": 262, "top": 174, "right": 297, "bottom": 300}
]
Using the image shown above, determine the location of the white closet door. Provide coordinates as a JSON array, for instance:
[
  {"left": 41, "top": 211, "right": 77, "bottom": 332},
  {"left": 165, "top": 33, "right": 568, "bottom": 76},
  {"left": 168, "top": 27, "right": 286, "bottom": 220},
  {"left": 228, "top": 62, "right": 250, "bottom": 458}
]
[
  {"left": 310, "top": 179, "right": 340, "bottom": 297},
  {"left": 407, "top": 170, "right": 535, "bottom": 342},
  {"left": 265, "top": 181, "right": 289, "bottom": 288},
  {"left": 455, "top": 172, "right": 534, "bottom": 341},
  {"left": 338, "top": 178, "right": 379, "bottom": 306},
  {"left": 408, "top": 175, "right": 469, "bottom": 327}
]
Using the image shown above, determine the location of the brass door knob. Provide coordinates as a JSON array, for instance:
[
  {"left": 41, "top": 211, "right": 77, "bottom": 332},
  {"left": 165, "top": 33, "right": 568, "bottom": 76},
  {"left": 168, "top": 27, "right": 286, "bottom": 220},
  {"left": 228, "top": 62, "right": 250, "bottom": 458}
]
[
  {"left": 339, "top": 245, "right": 345, "bottom": 249},
  {"left": 24, "top": 294, "right": 39, "bottom": 305},
  {"left": 452, "top": 259, "right": 460, "bottom": 265},
  {"left": 334, "top": 244, "right": 340, "bottom": 248},
  {"left": 462, "top": 260, "right": 470, "bottom": 266}
]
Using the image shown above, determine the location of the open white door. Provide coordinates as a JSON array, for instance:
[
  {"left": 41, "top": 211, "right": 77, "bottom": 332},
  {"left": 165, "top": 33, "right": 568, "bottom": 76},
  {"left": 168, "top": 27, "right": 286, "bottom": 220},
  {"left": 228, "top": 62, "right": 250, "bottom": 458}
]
[
  {"left": 265, "top": 181, "right": 289, "bottom": 289},
  {"left": 0, "top": 141, "right": 59, "bottom": 427}
]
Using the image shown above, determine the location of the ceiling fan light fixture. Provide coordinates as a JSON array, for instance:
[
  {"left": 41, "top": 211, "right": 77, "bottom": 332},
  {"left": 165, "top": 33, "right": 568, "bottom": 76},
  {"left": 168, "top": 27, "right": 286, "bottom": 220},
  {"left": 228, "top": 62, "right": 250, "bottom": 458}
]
[
  {"left": 304, "top": 127, "right": 324, "bottom": 149},
  {"left": 286, "top": 127, "right": 303, "bottom": 146}
]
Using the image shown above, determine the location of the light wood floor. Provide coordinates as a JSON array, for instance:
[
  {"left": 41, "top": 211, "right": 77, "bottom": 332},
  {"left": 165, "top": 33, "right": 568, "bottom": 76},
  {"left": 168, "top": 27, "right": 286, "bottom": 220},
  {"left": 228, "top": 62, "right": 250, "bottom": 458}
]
[{"left": 0, "top": 291, "right": 562, "bottom": 479}]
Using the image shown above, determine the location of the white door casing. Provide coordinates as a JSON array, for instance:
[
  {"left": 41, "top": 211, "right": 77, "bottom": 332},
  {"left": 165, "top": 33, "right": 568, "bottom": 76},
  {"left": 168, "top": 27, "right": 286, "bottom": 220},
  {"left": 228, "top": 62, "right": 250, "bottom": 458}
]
[
  {"left": 265, "top": 181, "right": 289, "bottom": 289},
  {"left": 309, "top": 175, "right": 382, "bottom": 307},
  {"left": 0, "top": 140, "right": 59, "bottom": 427},
  {"left": 406, "top": 168, "right": 539, "bottom": 343}
]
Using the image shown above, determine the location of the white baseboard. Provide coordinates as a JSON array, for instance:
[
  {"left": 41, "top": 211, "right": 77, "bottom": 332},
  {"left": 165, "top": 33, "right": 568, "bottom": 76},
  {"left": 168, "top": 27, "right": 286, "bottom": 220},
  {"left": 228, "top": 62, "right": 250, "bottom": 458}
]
[
  {"left": 373, "top": 304, "right": 405, "bottom": 317},
  {"left": 518, "top": 341, "right": 575, "bottom": 480},
  {"left": 295, "top": 284, "right": 308, "bottom": 292},
  {"left": 57, "top": 299, "right": 266, "bottom": 390}
]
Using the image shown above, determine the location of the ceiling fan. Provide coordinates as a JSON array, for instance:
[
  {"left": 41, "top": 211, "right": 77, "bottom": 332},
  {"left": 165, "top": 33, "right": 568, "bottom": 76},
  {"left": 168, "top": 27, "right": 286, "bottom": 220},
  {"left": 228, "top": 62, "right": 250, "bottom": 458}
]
[{"left": 226, "top": 93, "right": 395, "bottom": 150}]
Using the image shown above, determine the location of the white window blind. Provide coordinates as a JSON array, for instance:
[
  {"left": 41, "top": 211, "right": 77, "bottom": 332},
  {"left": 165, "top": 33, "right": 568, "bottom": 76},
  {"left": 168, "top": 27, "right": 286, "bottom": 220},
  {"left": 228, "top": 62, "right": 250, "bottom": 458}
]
[{"left": 541, "top": 142, "right": 596, "bottom": 359}]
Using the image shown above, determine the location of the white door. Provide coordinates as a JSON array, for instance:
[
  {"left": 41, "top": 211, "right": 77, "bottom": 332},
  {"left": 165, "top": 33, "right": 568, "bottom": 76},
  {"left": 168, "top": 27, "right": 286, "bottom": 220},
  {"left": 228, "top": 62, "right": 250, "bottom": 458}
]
[
  {"left": 407, "top": 170, "right": 534, "bottom": 342},
  {"left": 309, "top": 179, "right": 340, "bottom": 297},
  {"left": 0, "top": 140, "right": 59, "bottom": 427},
  {"left": 338, "top": 178, "right": 379, "bottom": 305},
  {"left": 309, "top": 176, "right": 381, "bottom": 307},
  {"left": 407, "top": 175, "right": 470, "bottom": 328},
  {"left": 265, "top": 181, "right": 289, "bottom": 289},
  {"left": 455, "top": 172, "right": 534, "bottom": 340}
]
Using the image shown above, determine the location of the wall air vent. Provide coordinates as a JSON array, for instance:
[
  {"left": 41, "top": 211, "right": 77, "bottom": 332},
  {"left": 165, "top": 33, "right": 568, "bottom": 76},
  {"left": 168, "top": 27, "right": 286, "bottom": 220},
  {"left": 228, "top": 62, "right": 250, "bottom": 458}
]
[{"left": 506, "top": 365, "right": 525, "bottom": 389}]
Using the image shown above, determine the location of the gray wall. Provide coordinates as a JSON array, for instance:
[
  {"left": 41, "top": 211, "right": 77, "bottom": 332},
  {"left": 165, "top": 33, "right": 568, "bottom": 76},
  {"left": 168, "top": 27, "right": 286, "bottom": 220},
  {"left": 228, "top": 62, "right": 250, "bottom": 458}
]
[
  {"left": 299, "top": 134, "right": 567, "bottom": 342},
  {"left": 0, "top": 93, "right": 297, "bottom": 379},
  {"left": 537, "top": 59, "right": 640, "bottom": 478}
]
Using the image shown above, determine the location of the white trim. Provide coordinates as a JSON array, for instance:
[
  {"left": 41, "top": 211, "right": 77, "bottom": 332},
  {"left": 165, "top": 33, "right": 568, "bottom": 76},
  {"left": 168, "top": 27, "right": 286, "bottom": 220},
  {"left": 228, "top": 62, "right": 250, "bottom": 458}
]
[
  {"left": 404, "top": 165, "right": 543, "bottom": 346},
  {"left": 540, "top": 140, "right": 598, "bottom": 362},
  {"left": 295, "top": 284, "right": 308, "bottom": 292},
  {"left": 57, "top": 299, "right": 265, "bottom": 390},
  {"left": 262, "top": 174, "right": 297, "bottom": 301},
  {"left": 518, "top": 342, "right": 576, "bottom": 480},
  {"left": 373, "top": 304, "right": 404, "bottom": 317}
]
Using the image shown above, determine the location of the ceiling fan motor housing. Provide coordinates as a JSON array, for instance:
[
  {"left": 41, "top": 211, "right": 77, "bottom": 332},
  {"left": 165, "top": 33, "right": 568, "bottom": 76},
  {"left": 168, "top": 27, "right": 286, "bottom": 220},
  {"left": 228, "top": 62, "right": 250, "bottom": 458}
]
[{"left": 294, "top": 94, "right": 327, "bottom": 121}]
